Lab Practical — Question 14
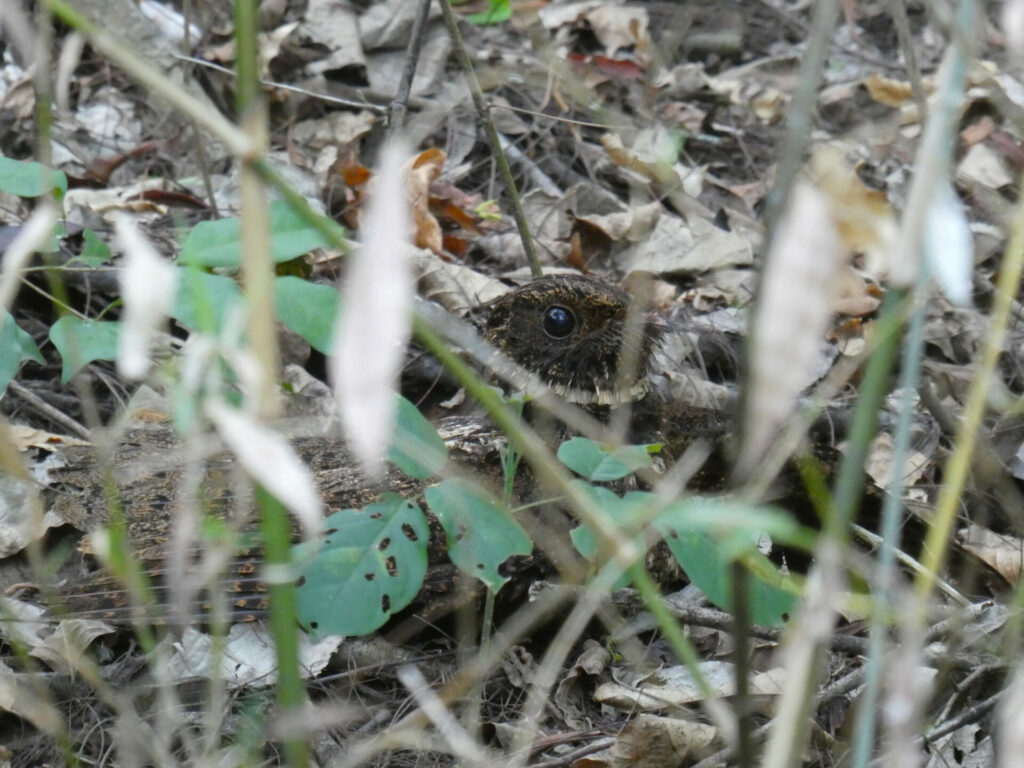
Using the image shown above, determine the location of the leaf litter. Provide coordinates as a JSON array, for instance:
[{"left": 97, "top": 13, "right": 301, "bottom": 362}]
[{"left": 0, "top": 1, "right": 1022, "bottom": 766}]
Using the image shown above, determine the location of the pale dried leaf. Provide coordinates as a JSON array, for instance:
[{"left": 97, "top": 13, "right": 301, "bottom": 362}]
[
  {"left": 594, "top": 661, "right": 785, "bottom": 710},
  {"left": 30, "top": 619, "right": 115, "bottom": 673},
  {"left": 331, "top": 140, "right": 414, "bottom": 477},
  {"left": 737, "top": 181, "right": 843, "bottom": 477},
  {"left": 926, "top": 723, "right": 991, "bottom": 768},
  {"left": 114, "top": 214, "right": 179, "bottom": 379},
  {"left": 300, "top": 0, "right": 365, "bottom": 76},
  {"left": 162, "top": 623, "right": 341, "bottom": 688},
  {"left": 1004, "top": 0, "right": 1024, "bottom": 65},
  {"left": 613, "top": 214, "right": 754, "bottom": 276},
  {"left": 576, "top": 201, "right": 662, "bottom": 242},
  {"left": 361, "top": 0, "right": 441, "bottom": 49},
  {"left": 0, "top": 598, "right": 48, "bottom": 650},
  {"left": 291, "top": 111, "right": 377, "bottom": 150},
  {"left": 206, "top": 400, "right": 323, "bottom": 535},
  {"left": 0, "top": 206, "right": 57, "bottom": 318},
  {"left": 63, "top": 181, "right": 171, "bottom": 216},
  {"left": 752, "top": 87, "right": 787, "bottom": 122},
  {"left": 0, "top": 659, "right": 62, "bottom": 732},
  {"left": 538, "top": 1, "right": 604, "bottom": 30},
  {"left": 997, "top": 667, "right": 1024, "bottom": 768},
  {"left": 833, "top": 266, "right": 881, "bottom": 316},
  {"left": 0, "top": 475, "right": 61, "bottom": 556},
  {"left": 138, "top": 0, "right": 202, "bottom": 46},
  {"left": 924, "top": 182, "right": 973, "bottom": 306}
]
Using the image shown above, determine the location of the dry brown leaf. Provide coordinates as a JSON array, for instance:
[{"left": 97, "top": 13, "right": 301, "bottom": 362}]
[
  {"left": 812, "top": 148, "right": 897, "bottom": 279},
  {"left": 7, "top": 425, "right": 89, "bottom": 452},
  {"left": 958, "top": 142, "right": 1015, "bottom": 189},
  {"left": 407, "top": 148, "right": 446, "bottom": 253},
  {"left": 958, "top": 524, "right": 1024, "bottom": 584},
  {"left": 290, "top": 111, "right": 377, "bottom": 150},
  {"left": 30, "top": 619, "right": 115, "bottom": 674},
  {"left": 863, "top": 73, "right": 916, "bottom": 107},
  {"left": 612, "top": 215, "right": 754, "bottom": 276},
  {"left": 585, "top": 5, "right": 651, "bottom": 59},
  {"left": 752, "top": 87, "right": 787, "bottom": 123},
  {"left": 861, "top": 432, "right": 931, "bottom": 490},
  {"left": 960, "top": 115, "right": 998, "bottom": 146},
  {"left": 413, "top": 249, "right": 508, "bottom": 315},
  {"left": 832, "top": 266, "right": 882, "bottom": 316},
  {"left": 614, "top": 715, "right": 717, "bottom": 768}
]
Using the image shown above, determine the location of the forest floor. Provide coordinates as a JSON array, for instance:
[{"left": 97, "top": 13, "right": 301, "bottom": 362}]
[{"left": 1, "top": 1, "right": 1023, "bottom": 767}]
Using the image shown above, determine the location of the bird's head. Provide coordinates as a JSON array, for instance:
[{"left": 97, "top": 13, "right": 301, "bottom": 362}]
[{"left": 483, "top": 274, "right": 667, "bottom": 405}]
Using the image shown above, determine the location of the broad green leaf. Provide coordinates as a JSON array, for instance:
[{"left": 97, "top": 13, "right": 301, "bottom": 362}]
[
  {"left": 654, "top": 500, "right": 798, "bottom": 627},
  {"left": 49, "top": 316, "right": 120, "bottom": 383},
  {"left": 77, "top": 229, "right": 112, "bottom": 267},
  {"left": 0, "top": 156, "right": 68, "bottom": 199},
  {"left": 557, "top": 436, "right": 659, "bottom": 481},
  {"left": 568, "top": 480, "right": 649, "bottom": 589},
  {"left": 466, "top": 0, "right": 511, "bottom": 24},
  {"left": 180, "top": 199, "right": 345, "bottom": 268},
  {"left": 425, "top": 478, "right": 532, "bottom": 592},
  {"left": 274, "top": 275, "right": 339, "bottom": 354},
  {"left": 654, "top": 499, "right": 806, "bottom": 555},
  {"left": 171, "top": 268, "right": 244, "bottom": 331},
  {"left": 295, "top": 493, "right": 429, "bottom": 637},
  {"left": 0, "top": 312, "right": 44, "bottom": 393},
  {"left": 389, "top": 395, "right": 448, "bottom": 479}
]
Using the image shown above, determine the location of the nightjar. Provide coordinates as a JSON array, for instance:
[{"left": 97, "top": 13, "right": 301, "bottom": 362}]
[{"left": 43, "top": 273, "right": 720, "bottom": 623}]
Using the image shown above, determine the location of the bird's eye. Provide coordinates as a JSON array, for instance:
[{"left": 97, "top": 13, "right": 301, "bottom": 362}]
[{"left": 542, "top": 305, "right": 576, "bottom": 339}]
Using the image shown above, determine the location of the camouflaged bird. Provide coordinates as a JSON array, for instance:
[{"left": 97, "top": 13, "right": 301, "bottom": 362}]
[
  {"left": 483, "top": 274, "right": 664, "bottom": 406},
  {"left": 42, "top": 274, "right": 731, "bottom": 624}
]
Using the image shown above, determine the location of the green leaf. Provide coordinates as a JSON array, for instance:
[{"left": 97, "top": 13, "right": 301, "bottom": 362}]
[
  {"left": 654, "top": 500, "right": 797, "bottom": 627},
  {"left": 389, "top": 395, "right": 448, "bottom": 479},
  {"left": 0, "top": 312, "right": 44, "bottom": 394},
  {"left": 76, "top": 229, "right": 112, "bottom": 267},
  {"left": 295, "top": 493, "right": 430, "bottom": 637},
  {"left": 466, "top": 0, "right": 511, "bottom": 24},
  {"left": 274, "top": 276, "right": 339, "bottom": 354},
  {"left": 0, "top": 156, "right": 68, "bottom": 199},
  {"left": 425, "top": 478, "right": 532, "bottom": 593},
  {"left": 49, "top": 316, "right": 120, "bottom": 383},
  {"left": 568, "top": 481, "right": 649, "bottom": 589},
  {"left": 557, "top": 436, "right": 659, "bottom": 481},
  {"left": 171, "top": 268, "right": 244, "bottom": 331},
  {"left": 180, "top": 199, "right": 345, "bottom": 268}
]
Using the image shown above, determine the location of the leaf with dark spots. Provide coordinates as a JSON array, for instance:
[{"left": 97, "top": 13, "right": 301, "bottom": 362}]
[
  {"left": 424, "top": 479, "right": 532, "bottom": 593},
  {"left": 295, "top": 493, "right": 429, "bottom": 637}
]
